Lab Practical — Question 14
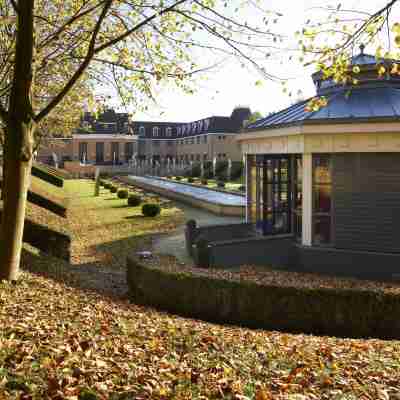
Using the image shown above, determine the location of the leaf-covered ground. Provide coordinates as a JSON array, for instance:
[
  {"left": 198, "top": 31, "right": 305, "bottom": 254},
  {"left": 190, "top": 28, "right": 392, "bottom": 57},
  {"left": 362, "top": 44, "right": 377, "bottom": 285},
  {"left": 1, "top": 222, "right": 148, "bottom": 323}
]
[{"left": 1, "top": 179, "right": 400, "bottom": 399}]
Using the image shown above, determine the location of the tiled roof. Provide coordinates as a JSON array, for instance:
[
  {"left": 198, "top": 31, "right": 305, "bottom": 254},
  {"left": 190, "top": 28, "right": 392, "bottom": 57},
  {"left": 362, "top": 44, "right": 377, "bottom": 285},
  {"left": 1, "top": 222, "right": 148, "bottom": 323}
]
[{"left": 246, "top": 86, "right": 400, "bottom": 131}]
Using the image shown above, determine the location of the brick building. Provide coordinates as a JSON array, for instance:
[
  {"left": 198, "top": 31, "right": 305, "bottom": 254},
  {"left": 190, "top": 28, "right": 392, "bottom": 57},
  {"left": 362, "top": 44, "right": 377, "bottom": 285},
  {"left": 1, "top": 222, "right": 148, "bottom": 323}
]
[{"left": 37, "top": 107, "right": 251, "bottom": 165}]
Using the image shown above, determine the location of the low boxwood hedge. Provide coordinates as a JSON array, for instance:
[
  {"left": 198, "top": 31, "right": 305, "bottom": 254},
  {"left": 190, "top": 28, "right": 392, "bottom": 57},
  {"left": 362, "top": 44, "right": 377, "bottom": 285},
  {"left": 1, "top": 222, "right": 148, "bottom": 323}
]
[
  {"left": 142, "top": 203, "right": 161, "bottom": 217},
  {"left": 32, "top": 165, "right": 64, "bottom": 187},
  {"left": 126, "top": 258, "right": 400, "bottom": 339},
  {"left": 0, "top": 180, "right": 67, "bottom": 217},
  {"left": 110, "top": 185, "right": 118, "bottom": 193},
  {"left": 0, "top": 209, "right": 70, "bottom": 261},
  {"left": 117, "top": 188, "right": 129, "bottom": 199}
]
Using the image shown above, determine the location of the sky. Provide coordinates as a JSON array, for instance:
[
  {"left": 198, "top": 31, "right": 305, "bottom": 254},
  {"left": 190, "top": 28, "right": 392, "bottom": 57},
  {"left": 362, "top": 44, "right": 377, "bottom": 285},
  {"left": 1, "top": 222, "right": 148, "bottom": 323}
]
[{"left": 112, "top": 0, "right": 393, "bottom": 123}]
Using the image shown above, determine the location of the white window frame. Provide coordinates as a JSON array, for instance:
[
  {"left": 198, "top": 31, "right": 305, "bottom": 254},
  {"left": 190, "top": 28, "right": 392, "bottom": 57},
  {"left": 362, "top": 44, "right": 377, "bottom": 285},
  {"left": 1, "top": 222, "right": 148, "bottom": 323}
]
[{"left": 153, "top": 126, "right": 159, "bottom": 137}]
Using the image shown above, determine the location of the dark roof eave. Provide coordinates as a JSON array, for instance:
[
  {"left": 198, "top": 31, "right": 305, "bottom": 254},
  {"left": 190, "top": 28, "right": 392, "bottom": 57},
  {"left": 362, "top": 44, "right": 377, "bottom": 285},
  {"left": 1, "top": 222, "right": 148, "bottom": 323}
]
[{"left": 244, "top": 115, "right": 400, "bottom": 134}]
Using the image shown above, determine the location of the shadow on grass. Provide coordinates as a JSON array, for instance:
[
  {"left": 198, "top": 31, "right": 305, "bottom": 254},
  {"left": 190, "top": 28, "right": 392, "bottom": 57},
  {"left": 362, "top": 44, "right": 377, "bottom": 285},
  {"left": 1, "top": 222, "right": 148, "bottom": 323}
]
[{"left": 21, "top": 231, "right": 156, "bottom": 301}]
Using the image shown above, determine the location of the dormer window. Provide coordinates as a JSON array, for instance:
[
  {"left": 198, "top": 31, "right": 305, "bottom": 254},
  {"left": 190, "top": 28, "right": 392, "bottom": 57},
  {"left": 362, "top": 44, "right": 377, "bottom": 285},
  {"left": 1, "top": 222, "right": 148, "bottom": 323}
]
[
  {"left": 204, "top": 118, "right": 210, "bottom": 131},
  {"left": 187, "top": 124, "right": 191, "bottom": 134},
  {"left": 198, "top": 120, "right": 203, "bottom": 131},
  {"left": 139, "top": 126, "right": 145, "bottom": 135},
  {"left": 177, "top": 127, "right": 181, "bottom": 136},
  {"left": 166, "top": 127, "right": 172, "bottom": 137},
  {"left": 153, "top": 126, "right": 159, "bottom": 137},
  {"left": 181, "top": 125, "right": 185, "bottom": 135},
  {"left": 192, "top": 122, "right": 196, "bottom": 132}
]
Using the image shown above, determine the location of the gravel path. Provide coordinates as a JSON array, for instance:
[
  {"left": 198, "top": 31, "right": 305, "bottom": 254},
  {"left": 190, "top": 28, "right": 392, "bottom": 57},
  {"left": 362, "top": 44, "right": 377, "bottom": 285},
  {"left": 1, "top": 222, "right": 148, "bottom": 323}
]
[{"left": 152, "top": 202, "right": 243, "bottom": 264}]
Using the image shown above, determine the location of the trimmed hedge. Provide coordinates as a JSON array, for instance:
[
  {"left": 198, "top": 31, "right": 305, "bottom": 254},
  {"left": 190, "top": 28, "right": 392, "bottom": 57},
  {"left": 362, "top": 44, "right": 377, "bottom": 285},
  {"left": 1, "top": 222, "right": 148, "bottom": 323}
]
[
  {"left": 175, "top": 176, "right": 182, "bottom": 181},
  {"left": 217, "top": 181, "right": 226, "bottom": 188},
  {"left": 187, "top": 177, "right": 195, "bottom": 183},
  {"left": 32, "top": 165, "right": 64, "bottom": 187},
  {"left": 126, "top": 258, "right": 400, "bottom": 339},
  {"left": 117, "top": 188, "right": 129, "bottom": 199},
  {"left": 201, "top": 179, "right": 208, "bottom": 185},
  {"left": 0, "top": 180, "right": 67, "bottom": 217},
  {"left": 128, "top": 194, "right": 142, "bottom": 207},
  {"left": 110, "top": 185, "right": 118, "bottom": 193},
  {"left": 142, "top": 203, "right": 161, "bottom": 217},
  {"left": 0, "top": 210, "right": 70, "bottom": 261}
]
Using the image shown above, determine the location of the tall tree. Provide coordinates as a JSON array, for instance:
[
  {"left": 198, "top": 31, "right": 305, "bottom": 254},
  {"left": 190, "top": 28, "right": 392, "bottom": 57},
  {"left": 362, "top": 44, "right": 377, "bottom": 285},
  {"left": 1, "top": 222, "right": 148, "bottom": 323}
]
[{"left": 0, "top": 0, "right": 284, "bottom": 280}]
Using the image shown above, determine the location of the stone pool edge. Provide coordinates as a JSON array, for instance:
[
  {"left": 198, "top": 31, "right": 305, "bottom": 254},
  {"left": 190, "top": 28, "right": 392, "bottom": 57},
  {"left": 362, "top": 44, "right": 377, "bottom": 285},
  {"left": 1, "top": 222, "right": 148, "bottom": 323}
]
[{"left": 122, "top": 176, "right": 245, "bottom": 217}]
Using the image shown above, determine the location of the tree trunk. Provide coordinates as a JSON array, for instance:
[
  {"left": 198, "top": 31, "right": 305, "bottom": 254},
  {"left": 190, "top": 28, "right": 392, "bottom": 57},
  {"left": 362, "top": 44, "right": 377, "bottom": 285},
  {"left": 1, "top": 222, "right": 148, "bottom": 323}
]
[
  {"left": 0, "top": 0, "right": 35, "bottom": 281},
  {"left": 0, "top": 128, "right": 34, "bottom": 281}
]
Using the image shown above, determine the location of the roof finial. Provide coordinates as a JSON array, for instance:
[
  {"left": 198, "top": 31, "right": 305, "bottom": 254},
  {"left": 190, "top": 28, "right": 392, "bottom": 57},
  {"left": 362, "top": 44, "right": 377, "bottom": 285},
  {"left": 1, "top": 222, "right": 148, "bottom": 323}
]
[{"left": 359, "top": 43, "right": 365, "bottom": 55}]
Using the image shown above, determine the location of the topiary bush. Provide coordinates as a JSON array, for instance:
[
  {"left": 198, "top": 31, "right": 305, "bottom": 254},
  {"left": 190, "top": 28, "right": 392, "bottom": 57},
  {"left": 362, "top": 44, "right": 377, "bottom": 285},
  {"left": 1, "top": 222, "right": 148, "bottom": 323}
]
[
  {"left": 117, "top": 188, "right": 129, "bottom": 199},
  {"left": 128, "top": 194, "right": 142, "bottom": 207},
  {"left": 110, "top": 185, "right": 118, "bottom": 193},
  {"left": 190, "top": 163, "right": 201, "bottom": 178},
  {"left": 230, "top": 162, "right": 244, "bottom": 180},
  {"left": 201, "top": 179, "right": 208, "bottom": 185},
  {"left": 203, "top": 169, "right": 213, "bottom": 179},
  {"left": 217, "top": 181, "right": 226, "bottom": 188},
  {"left": 175, "top": 176, "right": 182, "bottom": 181},
  {"left": 142, "top": 203, "right": 161, "bottom": 217},
  {"left": 188, "top": 177, "right": 195, "bottom": 183}
]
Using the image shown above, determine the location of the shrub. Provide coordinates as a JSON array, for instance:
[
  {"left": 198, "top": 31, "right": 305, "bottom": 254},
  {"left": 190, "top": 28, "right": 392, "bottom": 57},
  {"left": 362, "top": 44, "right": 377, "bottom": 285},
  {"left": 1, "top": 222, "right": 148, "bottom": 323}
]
[
  {"left": 201, "top": 179, "right": 208, "bottom": 185},
  {"left": 203, "top": 169, "right": 213, "bottom": 179},
  {"left": 188, "top": 177, "right": 195, "bottom": 183},
  {"left": 128, "top": 194, "right": 142, "bottom": 207},
  {"left": 142, "top": 203, "right": 161, "bottom": 217},
  {"left": 110, "top": 185, "right": 118, "bottom": 193},
  {"left": 117, "top": 188, "right": 129, "bottom": 199},
  {"left": 215, "top": 160, "right": 228, "bottom": 176},
  {"left": 166, "top": 175, "right": 172, "bottom": 179},
  {"left": 230, "top": 162, "right": 244, "bottom": 180},
  {"left": 217, "top": 181, "right": 225, "bottom": 188},
  {"left": 238, "top": 185, "right": 246, "bottom": 192},
  {"left": 175, "top": 176, "right": 182, "bottom": 181},
  {"left": 190, "top": 164, "right": 201, "bottom": 178}
]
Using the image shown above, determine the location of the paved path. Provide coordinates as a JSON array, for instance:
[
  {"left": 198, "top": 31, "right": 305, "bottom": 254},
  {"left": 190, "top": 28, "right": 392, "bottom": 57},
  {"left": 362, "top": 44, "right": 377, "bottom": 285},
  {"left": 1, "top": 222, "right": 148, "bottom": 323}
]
[{"left": 153, "top": 203, "right": 243, "bottom": 264}]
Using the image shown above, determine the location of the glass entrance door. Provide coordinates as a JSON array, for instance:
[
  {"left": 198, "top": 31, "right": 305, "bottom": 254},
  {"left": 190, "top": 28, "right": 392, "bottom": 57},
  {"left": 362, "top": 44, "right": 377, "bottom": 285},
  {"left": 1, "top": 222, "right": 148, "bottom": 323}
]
[{"left": 250, "top": 155, "right": 291, "bottom": 235}]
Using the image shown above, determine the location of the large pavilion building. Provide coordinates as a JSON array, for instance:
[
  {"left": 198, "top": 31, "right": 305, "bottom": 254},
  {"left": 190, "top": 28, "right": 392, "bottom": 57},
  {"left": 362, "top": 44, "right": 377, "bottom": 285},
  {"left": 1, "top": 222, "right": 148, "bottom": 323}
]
[{"left": 236, "top": 48, "right": 400, "bottom": 278}]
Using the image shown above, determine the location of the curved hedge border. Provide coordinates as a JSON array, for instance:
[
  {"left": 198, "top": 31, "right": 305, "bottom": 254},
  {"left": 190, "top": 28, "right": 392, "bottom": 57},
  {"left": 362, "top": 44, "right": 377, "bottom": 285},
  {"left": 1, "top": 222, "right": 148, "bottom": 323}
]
[{"left": 127, "top": 257, "right": 400, "bottom": 339}]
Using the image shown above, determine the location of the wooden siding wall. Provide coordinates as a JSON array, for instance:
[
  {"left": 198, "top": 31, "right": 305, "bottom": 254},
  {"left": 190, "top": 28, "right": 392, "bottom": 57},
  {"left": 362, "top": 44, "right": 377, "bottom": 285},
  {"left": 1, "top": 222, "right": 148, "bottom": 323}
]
[{"left": 333, "top": 153, "right": 400, "bottom": 253}]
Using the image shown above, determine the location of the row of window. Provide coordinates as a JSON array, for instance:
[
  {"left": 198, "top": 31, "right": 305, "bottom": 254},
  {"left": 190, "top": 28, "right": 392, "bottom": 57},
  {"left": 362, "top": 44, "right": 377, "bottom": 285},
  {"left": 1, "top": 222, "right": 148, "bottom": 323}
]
[
  {"left": 138, "top": 119, "right": 211, "bottom": 137},
  {"left": 148, "top": 135, "right": 227, "bottom": 145}
]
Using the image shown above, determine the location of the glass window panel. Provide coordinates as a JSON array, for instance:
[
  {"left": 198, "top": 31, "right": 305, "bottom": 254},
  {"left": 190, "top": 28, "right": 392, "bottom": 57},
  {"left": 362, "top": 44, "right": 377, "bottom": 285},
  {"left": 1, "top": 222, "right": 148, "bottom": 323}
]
[
  {"left": 314, "top": 155, "right": 331, "bottom": 184},
  {"left": 314, "top": 185, "right": 332, "bottom": 213},
  {"left": 295, "top": 184, "right": 302, "bottom": 209},
  {"left": 280, "top": 159, "right": 288, "bottom": 181},
  {"left": 274, "top": 212, "right": 288, "bottom": 232},
  {"left": 296, "top": 157, "right": 303, "bottom": 183},
  {"left": 294, "top": 212, "right": 302, "bottom": 240},
  {"left": 314, "top": 216, "right": 331, "bottom": 245}
]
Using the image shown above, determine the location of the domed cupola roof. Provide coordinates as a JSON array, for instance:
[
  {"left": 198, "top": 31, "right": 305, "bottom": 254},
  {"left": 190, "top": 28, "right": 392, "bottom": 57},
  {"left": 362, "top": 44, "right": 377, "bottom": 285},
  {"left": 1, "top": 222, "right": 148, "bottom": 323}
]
[
  {"left": 312, "top": 44, "right": 400, "bottom": 95},
  {"left": 245, "top": 45, "right": 400, "bottom": 132}
]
